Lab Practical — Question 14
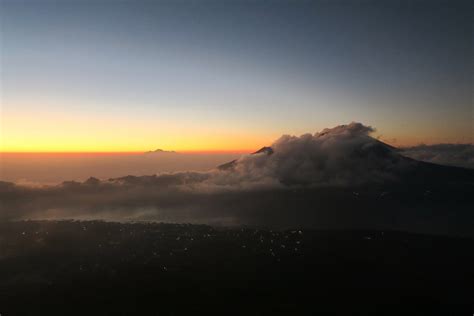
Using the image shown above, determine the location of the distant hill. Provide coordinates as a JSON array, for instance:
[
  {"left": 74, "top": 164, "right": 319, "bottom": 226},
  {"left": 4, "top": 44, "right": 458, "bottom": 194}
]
[{"left": 145, "top": 149, "right": 176, "bottom": 154}]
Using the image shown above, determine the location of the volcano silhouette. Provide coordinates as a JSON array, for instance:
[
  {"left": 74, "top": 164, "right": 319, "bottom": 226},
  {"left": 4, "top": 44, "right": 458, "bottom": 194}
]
[{"left": 217, "top": 123, "right": 474, "bottom": 187}]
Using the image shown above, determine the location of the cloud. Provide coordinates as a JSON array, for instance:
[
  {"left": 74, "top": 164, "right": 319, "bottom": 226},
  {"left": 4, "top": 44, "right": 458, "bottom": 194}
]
[
  {"left": 215, "top": 122, "right": 411, "bottom": 186},
  {"left": 0, "top": 122, "right": 414, "bottom": 220},
  {"left": 1, "top": 123, "right": 473, "bottom": 237},
  {"left": 400, "top": 144, "right": 474, "bottom": 169}
]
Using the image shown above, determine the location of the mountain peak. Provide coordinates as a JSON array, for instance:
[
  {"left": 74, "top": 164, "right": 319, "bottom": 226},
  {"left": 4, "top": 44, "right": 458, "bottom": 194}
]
[{"left": 252, "top": 146, "right": 274, "bottom": 155}]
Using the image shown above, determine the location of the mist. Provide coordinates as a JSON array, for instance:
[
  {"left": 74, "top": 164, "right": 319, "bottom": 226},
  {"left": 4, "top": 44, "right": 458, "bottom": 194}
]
[
  {"left": 0, "top": 152, "right": 242, "bottom": 185},
  {"left": 1, "top": 123, "right": 473, "bottom": 237}
]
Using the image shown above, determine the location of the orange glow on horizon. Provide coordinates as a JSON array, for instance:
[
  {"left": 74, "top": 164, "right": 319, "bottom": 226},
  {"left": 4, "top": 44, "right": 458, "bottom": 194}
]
[
  {"left": 0, "top": 149, "right": 254, "bottom": 155},
  {"left": 2, "top": 135, "right": 470, "bottom": 154},
  {"left": 2, "top": 104, "right": 471, "bottom": 154},
  {"left": 0, "top": 107, "right": 277, "bottom": 154}
]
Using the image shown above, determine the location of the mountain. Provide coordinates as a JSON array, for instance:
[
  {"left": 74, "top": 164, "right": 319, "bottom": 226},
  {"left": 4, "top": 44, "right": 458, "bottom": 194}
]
[
  {"left": 217, "top": 124, "right": 474, "bottom": 187},
  {"left": 217, "top": 147, "right": 273, "bottom": 171},
  {"left": 252, "top": 146, "right": 274, "bottom": 155},
  {"left": 145, "top": 149, "right": 176, "bottom": 154}
]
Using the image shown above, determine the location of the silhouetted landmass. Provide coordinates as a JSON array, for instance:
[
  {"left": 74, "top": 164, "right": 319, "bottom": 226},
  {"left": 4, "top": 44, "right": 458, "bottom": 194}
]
[
  {"left": 252, "top": 146, "right": 274, "bottom": 155},
  {"left": 218, "top": 146, "right": 273, "bottom": 170},
  {"left": 401, "top": 143, "right": 474, "bottom": 169},
  {"left": 145, "top": 149, "right": 176, "bottom": 154},
  {"left": 0, "top": 221, "right": 472, "bottom": 315}
]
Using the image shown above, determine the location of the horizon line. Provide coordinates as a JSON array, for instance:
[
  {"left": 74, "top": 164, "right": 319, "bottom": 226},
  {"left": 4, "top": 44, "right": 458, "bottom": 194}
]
[{"left": 0, "top": 149, "right": 255, "bottom": 155}]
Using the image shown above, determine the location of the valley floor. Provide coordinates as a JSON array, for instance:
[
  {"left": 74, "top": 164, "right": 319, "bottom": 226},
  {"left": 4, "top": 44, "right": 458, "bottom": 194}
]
[{"left": 0, "top": 221, "right": 472, "bottom": 315}]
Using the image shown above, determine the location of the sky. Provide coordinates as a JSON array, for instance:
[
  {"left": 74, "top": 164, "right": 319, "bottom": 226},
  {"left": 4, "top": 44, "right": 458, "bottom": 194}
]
[{"left": 0, "top": 0, "right": 472, "bottom": 152}]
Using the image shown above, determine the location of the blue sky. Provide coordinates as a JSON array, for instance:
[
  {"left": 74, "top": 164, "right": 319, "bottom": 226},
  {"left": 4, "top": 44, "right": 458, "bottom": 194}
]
[{"left": 1, "top": 0, "right": 472, "bottom": 151}]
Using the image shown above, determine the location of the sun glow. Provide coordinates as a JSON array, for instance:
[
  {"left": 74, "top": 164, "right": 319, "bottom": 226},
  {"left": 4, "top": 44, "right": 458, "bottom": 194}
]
[{"left": 1, "top": 110, "right": 271, "bottom": 153}]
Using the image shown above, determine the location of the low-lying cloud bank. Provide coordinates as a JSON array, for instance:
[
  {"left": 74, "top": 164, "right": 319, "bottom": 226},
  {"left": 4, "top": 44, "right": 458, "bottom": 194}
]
[
  {"left": 1, "top": 123, "right": 473, "bottom": 236},
  {"left": 401, "top": 144, "right": 474, "bottom": 169}
]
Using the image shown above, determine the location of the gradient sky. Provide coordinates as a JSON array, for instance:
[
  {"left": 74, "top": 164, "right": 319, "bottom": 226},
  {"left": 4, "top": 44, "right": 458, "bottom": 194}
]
[{"left": 0, "top": 0, "right": 472, "bottom": 152}]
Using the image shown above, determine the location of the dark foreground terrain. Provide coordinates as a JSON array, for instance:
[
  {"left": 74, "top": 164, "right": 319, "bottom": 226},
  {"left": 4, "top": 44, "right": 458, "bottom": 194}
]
[{"left": 0, "top": 221, "right": 473, "bottom": 315}]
